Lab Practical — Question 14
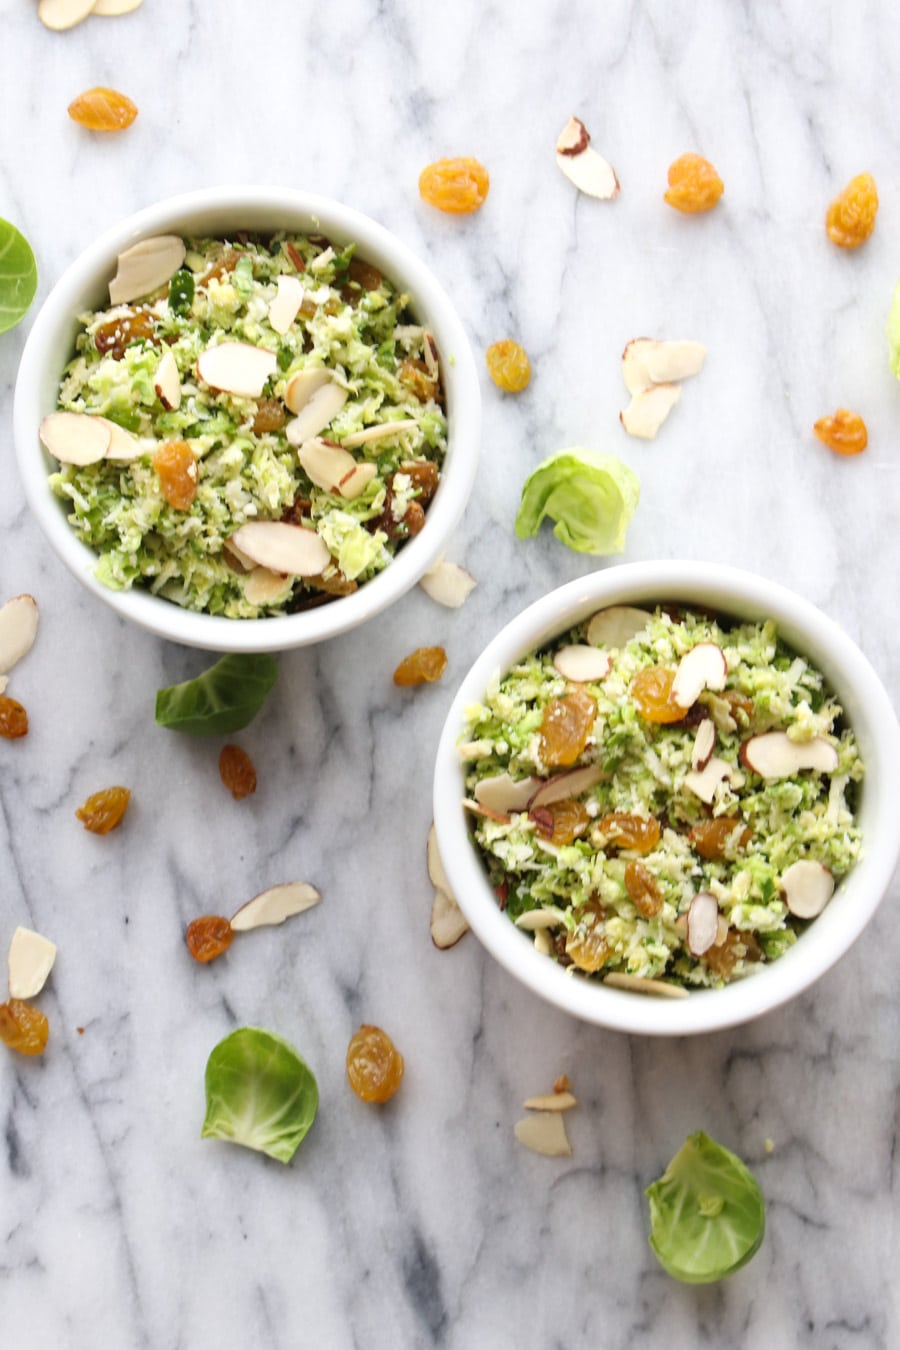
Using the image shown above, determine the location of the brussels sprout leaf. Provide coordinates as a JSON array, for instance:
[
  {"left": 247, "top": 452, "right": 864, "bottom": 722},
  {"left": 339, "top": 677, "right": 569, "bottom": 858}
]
[
  {"left": 155, "top": 653, "right": 278, "bottom": 735},
  {"left": 202, "top": 1027, "right": 318, "bottom": 1164},
  {"left": 0, "top": 219, "right": 38, "bottom": 335},
  {"left": 515, "top": 447, "right": 639, "bottom": 555}
]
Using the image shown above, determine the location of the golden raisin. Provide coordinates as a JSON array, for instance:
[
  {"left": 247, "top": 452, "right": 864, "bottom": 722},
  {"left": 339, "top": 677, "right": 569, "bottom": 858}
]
[
  {"left": 598, "top": 812, "right": 662, "bottom": 854},
  {"left": 399, "top": 460, "right": 440, "bottom": 505},
  {"left": 544, "top": 798, "right": 591, "bottom": 846},
  {"left": 67, "top": 86, "right": 138, "bottom": 132},
  {"left": 565, "top": 900, "right": 611, "bottom": 973},
  {"left": 346, "top": 1024, "right": 405, "bottom": 1103},
  {"left": 252, "top": 397, "right": 286, "bottom": 435},
  {"left": 631, "top": 666, "right": 690, "bottom": 724},
  {"left": 0, "top": 696, "right": 28, "bottom": 739},
  {"left": 153, "top": 440, "right": 198, "bottom": 510},
  {"left": 689, "top": 817, "right": 752, "bottom": 860},
  {"left": 347, "top": 257, "right": 383, "bottom": 291},
  {"left": 75, "top": 786, "right": 130, "bottom": 834},
  {"left": 185, "top": 915, "right": 234, "bottom": 964},
  {"left": 664, "top": 153, "right": 724, "bottom": 214},
  {"left": 95, "top": 309, "right": 156, "bottom": 359},
  {"left": 703, "top": 928, "right": 762, "bottom": 980},
  {"left": 813, "top": 408, "right": 868, "bottom": 457},
  {"left": 538, "top": 687, "right": 597, "bottom": 767},
  {"left": 0, "top": 999, "right": 49, "bottom": 1056},
  {"left": 393, "top": 646, "right": 447, "bottom": 687},
  {"left": 624, "top": 860, "right": 663, "bottom": 917},
  {"left": 419, "top": 157, "right": 490, "bottom": 214},
  {"left": 218, "top": 745, "right": 257, "bottom": 800},
  {"left": 398, "top": 357, "right": 440, "bottom": 403},
  {"left": 485, "top": 340, "right": 532, "bottom": 393},
  {"left": 825, "top": 173, "right": 878, "bottom": 249},
  {"left": 200, "top": 249, "right": 240, "bottom": 284}
]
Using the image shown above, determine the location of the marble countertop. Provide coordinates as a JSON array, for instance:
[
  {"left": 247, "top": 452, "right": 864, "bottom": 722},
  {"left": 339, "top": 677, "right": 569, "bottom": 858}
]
[{"left": 2, "top": 2, "right": 899, "bottom": 1347}]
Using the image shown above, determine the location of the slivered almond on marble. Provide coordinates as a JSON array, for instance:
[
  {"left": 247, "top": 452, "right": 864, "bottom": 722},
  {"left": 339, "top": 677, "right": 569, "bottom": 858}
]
[
  {"left": 514, "top": 1111, "right": 572, "bottom": 1157},
  {"left": 228, "top": 521, "right": 331, "bottom": 576},
  {"left": 38, "top": 0, "right": 95, "bottom": 30},
  {"left": 522, "top": 1088, "right": 578, "bottom": 1112},
  {"left": 622, "top": 338, "right": 706, "bottom": 393},
  {"left": 342, "top": 419, "right": 419, "bottom": 449},
  {"left": 0, "top": 596, "right": 39, "bottom": 676},
  {"left": 8, "top": 926, "right": 57, "bottom": 1000},
  {"left": 92, "top": 0, "right": 145, "bottom": 14},
  {"left": 556, "top": 116, "right": 619, "bottom": 200},
  {"left": 427, "top": 825, "right": 469, "bottom": 948},
  {"left": 197, "top": 343, "right": 278, "bottom": 398},
  {"left": 285, "top": 381, "right": 348, "bottom": 445},
  {"left": 108, "top": 235, "right": 186, "bottom": 305},
  {"left": 154, "top": 349, "right": 182, "bottom": 410},
  {"left": 620, "top": 384, "right": 681, "bottom": 439},
  {"left": 268, "top": 275, "right": 305, "bottom": 335},
  {"left": 39, "top": 411, "right": 110, "bottom": 465},
  {"left": 419, "top": 562, "right": 477, "bottom": 609},
  {"left": 230, "top": 882, "right": 321, "bottom": 932}
]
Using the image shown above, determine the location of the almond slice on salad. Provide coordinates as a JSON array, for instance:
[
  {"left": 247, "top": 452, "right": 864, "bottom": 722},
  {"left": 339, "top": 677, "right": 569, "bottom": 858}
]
[
  {"left": 779, "top": 859, "right": 835, "bottom": 919},
  {"left": 94, "top": 417, "right": 144, "bottom": 460},
  {"left": 514, "top": 1111, "right": 572, "bottom": 1157},
  {"left": 740, "top": 732, "right": 839, "bottom": 779},
  {"left": 555, "top": 116, "right": 620, "bottom": 200},
  {"left": 108, "top": 234, "right": 186, "bottom": 306},
  {"left": 585, "top": 605, "right": 652, "bottom": 649},
  {"left": 622, "top": 338, "right": 706, "bottom": 393},
  {"left": 522, "top": 1089, "right": 578, "bottom": 1111},
  {"left": 295, "top": 437, "right": 358, "bottom": 494},
  {"left": 691, "top": 718, "right": 717, "bottom": 771},
  {"left": 285, "top": 381, "right": 348, "bottom": 445},
  {"left": 267, "top": 274, "right": 305, "bottom": 335},
  {"left": 528, "top": 763, "right": 604, "bottom": 810},
  {"left": 603, "top": 972, "right": 690, "bottom": 999},
  {"left": 431, "top": 887, "right": 469, "bottom": 949},
  {"left": 243, "top": 566, "right": 292, "bottom": 606},
  {"left": 686, "top": 891, "right": 719, "bottom": 956},
  {"left": 92, "top": 0, "right": 145, "bottom": 15},
  {"left": 0, "top": 596, "right": 38, "bottom": 676},
  {"left": 514, "top": 908, "right": 567, "bottom": 931},
  {"left": 228, "top": 521, "right": 331, "bottom": 576},
  {"left": 552, "top": 645, "right": 612, "bottom": 683},
  {"left": 620, "top": 384, "right": 681, "bottom": 439},
  {"left": 38, "top": 0, "right": 96, "bottom": 31},
  {"left": 474, "top": 772, "right": 541, "bottom": 815},
  {"left": 8, "top": 926, "right": 57, "bottom": 1000},
  {"left": 154, "top": 348, "right": 182, "bottom": 410},
  {"left": 683, "top": 754, "right": 733, "bottom": 804},
  {"left": 39, "top": 411, "right": 111, "bottom": 465},
  {"left": 230, "top": 882, "right": 322, "bottom": 932},
  {"left": 671, "top": 642, "right": 727, "bottom": 708},
  {"left": 342, "top": 419, "right": 419, "bottom": 449},
  {"left": 284, "top": 367, "right": 332, "bottom": 414},
  {"left": 462, "top": 797, "right": 512, "bottom": 825},
  {"left": 197, "top": 342, "right": 278, "bottom": 398},
  {"left": 337, "top": 462, "right": 377, "bottom": 501},
  {"left": 419, "top": 561, "right": 477, "bottom": 609}
]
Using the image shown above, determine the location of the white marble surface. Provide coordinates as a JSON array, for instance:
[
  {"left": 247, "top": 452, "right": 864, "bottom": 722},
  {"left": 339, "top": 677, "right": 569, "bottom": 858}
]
[{"left": 2, "top": 2, "right": 899, "bottom": 1347}]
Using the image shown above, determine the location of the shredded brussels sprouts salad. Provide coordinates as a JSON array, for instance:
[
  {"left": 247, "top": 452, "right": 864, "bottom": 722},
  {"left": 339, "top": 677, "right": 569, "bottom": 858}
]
[
  {"left": 460, "top": 605, "right": 863, "bottom": 993},
  {"left": 47, "top": 233, "right": 447, "bottom": 618}
]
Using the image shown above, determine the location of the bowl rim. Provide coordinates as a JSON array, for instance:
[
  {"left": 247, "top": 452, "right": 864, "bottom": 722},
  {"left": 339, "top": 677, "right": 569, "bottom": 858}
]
[
  {"left": 13, "top": 185, "right": 481, "bottom": 652},
  {"left": 433, "top": 560, "right": 900, "bottom": 1035}
]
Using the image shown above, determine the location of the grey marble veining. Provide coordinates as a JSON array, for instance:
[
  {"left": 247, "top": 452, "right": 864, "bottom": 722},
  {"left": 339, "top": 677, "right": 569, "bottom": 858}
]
[{"left": 1, "top": 2, "right": 899, "bottom": 1347}]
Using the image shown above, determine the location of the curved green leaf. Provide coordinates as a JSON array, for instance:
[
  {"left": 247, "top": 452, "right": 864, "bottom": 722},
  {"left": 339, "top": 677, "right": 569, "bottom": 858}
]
[
  {"left": 154, "top": 652, "right": 278, "bottom": 735},
  {"left": 202, "top": 1028, "right": 318, "bottom": 1164},
  {"left": 0, "top": 219, "right": 38, "bottom": 334}
]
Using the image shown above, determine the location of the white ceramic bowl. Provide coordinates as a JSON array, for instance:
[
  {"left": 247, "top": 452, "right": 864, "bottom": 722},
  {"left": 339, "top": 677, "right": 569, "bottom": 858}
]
[
  {"left": 13, "top": 187, "right": 481, "bottom": 651},
  {"left": 433, "top": 561, "right": 900, "bottom": 1035}
]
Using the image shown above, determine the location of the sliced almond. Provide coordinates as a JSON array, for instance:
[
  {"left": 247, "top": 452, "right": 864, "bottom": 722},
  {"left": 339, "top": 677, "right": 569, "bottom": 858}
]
[
  {"left": 522, "top": 1091, "right": 578, "bottom": 1112},
  {"left": 230, "top": 882, "right": 321, "bottom": 932},
  {"left": 285, "top": 382, "right": 348, "bottom": 445},
  {"left": 38, "top": 0, "right": 96, "bottom": 30},
  {"left": 228, "top": 521, "right": 331, "bottom": 577},
  {"left": 671, "top": 642, "right": 727, "bottom": 708},
  {"left": 622, "top": 338, "right": 706, "bottom": 392},
  {"left": 620, "top": 384, "right": 681, "bottom": 439},
  {"left": 8, "top": 926, "right": 57, "bottom": 1000},
  {"left": 603, "top": 971, "right": 690, "bottom": 999},
  {"left": 555, "top": 117, "right": 619, "bottom": 200},
  {"left": 683, "top": 755, "right": 733, "bottom": 804},
  {"left": 154, "top": 349, "right": 182, "bottom": 411},
  {"left": 296, "top": 438, "right": 358, "bottom": 494},
  {"left": 691, "top": 719, "right": 716, "bottom": 771},
  {"left": 474, "top": 772, "right": 541, "bottom": 815},
  {"left": 514, "top": 1111, "right": 572, "bottom": 1157},
  {"left": 552, "top": 645, "right": 611, "bottom": 683},
  {"left": 267, "top": 274, "right": 305, "bottom": 335},
  {"left": 585, "top": 605, "right": 651, "bottom": 649},
  {"left": 108, "top": 234, "right": 186, "bottom": 306},
  {"left": 222, "top": 538, "right": 257, "bottom": 572},
  {"left": 92, "top": 0, "right": 145, "bottom": 14},
  {"left": 336, "top": 462, "right": 377, "bottom": 501},
  {"left": 342, "top": 419, "right": 419, "bottom": 449},
  {"left": 197, "top": 342, "right": 278, "bottom": 398},
  {"left": 39, "top": 411, "right": 110, "bottom": 466},
  {"left": 431, "top": 887, "right": 469, "bottom": 949},
  {"left": 426, "top": 823, "right": 452, "bottom": 894},
  {"left": 779, "top": 860, "right": 835, "bottom": 919},
  {"left": 528, "top": 763, "right": 604, "bottom": 810},
  {"left": 95, "top": 417, "right": 144, "bottom": 460},
  {"left": 687, "top": 891, "right": 719, "bottom": 956},
  {"left": 740, "top": 732, "right": 839, "bottom": 779},
  {"left": 419, "top": 562, "right": 477, "bottom": 609},
  {"left": 284, "top": 367, "right": 332, "bottom": 414},
  {"left": 243, "top": 566, "right": 292, "bottom": 606},
  {"left": 462, "top": 797, "right": 512, "bottom": 825},
  {"left": 533, "top": 929, "right": 554, "bottom": 957},
  {"left": 514, "top": 908, "right": 567, "bottom": 931},
  {"left": 0, "top": 596, "right": 39, "bottom": 676}
]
